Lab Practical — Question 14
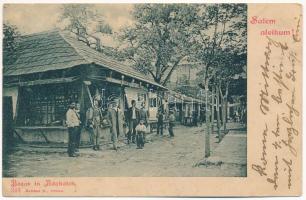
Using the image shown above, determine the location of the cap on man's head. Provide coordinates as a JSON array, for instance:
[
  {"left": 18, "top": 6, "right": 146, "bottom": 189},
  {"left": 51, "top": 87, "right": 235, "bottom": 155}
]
[{"left": 93, "top": 96, "right": 100, "bottom": 101}]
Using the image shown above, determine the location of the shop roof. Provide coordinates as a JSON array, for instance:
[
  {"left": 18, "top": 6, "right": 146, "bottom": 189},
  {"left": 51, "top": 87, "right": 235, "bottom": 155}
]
[{"left": 3, "top": 30, "right": 166, "bottom": 89}]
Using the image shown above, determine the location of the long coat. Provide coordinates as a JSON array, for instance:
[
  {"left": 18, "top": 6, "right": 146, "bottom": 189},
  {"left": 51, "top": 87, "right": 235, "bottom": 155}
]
[{"left": 107, "top": 107, "right": 125, "bottom": 138}]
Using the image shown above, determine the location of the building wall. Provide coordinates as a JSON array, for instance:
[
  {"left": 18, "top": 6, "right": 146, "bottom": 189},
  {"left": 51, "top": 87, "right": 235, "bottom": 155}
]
[
  {"left": 14, "top": 126, "right": 123, "bottom": 144},
  {"left": 170, "top": 65, "right": 200, "bottom": 84},
  {"left": 3, "top": 86, "right": 19, "bottom": 119}
]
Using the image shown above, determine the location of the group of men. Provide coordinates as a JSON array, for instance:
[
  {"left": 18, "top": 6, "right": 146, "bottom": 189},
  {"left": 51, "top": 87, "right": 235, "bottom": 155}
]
[{"left": 65, "top": 97, "right": 175, "bottom": 157}]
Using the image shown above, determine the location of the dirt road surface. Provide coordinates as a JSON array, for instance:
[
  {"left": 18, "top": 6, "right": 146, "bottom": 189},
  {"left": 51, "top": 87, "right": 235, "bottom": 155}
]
[{"left": 3, "top": 124, "right": 246, "bottom": 177}]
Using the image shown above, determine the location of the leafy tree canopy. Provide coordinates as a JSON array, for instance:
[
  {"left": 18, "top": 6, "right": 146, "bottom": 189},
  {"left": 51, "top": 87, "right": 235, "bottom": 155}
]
[
  {"left": 3, "top": 23, "right": 20, "bottom": 66},
  {"left": 118, "top": 4, "right": 199, "bottom": 85}
]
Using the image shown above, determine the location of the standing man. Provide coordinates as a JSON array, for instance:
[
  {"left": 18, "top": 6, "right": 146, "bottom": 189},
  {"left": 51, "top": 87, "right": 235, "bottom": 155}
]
[
  {"left": 66, "top": 101, "right": 80, "bottom": 157},
  {"left": 168, "top": 110, "right": 175, "bottom": 137},
  {"left": 107, "top": 99, "right": 125, "bottom": 150},
  {"left": 127, "top": 100, "right": 140, "bottom": 144},
  {"left": 85, "top": 106, "right": 94, "bottom": 146},
  {"left": 116, "top": 104, "right": 125, "bottom": 138},
  {"left": 156, "top": 106, "right": 164, "bottom": 136},
  {"left": 75, "top": 102, "right": 82, "bottom": 153},
  {"left": 163, "top": 99, "right": 169, "bottom": 119},
  {"left": 139, "top": 102, "right": 149, "bottom": 126},
  {"left": 86, "top": 98, "right": 103, "bottom": 151}
]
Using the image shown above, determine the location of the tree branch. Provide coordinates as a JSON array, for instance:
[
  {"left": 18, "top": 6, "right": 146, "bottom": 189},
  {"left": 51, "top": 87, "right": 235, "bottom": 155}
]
[
  {"left": 219, "top": 81, "right": 224, "bottom": 98},
  {"left": 161, "top": 65, "right": 169, "bottom": 74},
  {"left": 147, "top": 69, "right": 157, "bottom": 81},
  {"left": 217, "top": 21, "right": 226, "bottom": 48},
  {"left": 161, "top": 55, "right": 186, "bottom": 85}
]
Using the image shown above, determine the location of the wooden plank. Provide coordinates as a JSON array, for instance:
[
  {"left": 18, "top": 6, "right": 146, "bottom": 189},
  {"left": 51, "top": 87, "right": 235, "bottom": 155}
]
[
  {"left": 4, "top": 77, "right": 79, "bottom": 87},
  {"left": 105, "top": 77, "right": 144, "bottom": 89},
  {"left": 15, "top": 126, "right": 67, "bottom": 130}
]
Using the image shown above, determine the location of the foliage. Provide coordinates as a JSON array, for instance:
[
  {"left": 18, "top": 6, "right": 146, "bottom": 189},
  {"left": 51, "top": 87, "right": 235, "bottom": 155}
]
[
  {"left": 118, "top": 4, "right": 246, "bottom": 88},
  {"left": 193, "top": 4, "right": 247, "bottom": 85},
  {"left": 3, "top": 23, "right": 20, "bottom": 65},
  {"left": 118, "top": 4, "right": 198, "bottom": 85}
]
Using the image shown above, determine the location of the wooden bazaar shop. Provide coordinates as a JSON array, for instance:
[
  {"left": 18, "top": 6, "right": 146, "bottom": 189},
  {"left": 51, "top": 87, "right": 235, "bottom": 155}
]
[{"left": 3, "top": 30, "right": 166, "bottom": 145}]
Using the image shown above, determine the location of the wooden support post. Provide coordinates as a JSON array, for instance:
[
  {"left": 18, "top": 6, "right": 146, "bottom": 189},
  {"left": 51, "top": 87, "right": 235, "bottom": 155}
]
[
  {"left": 84, "top": 83, "right": 94, "bottom": 107},
  {"left": 14, "top": 86, "right": 21, "bottom": 125},
  {"left": 78, "top": 81, "right": 86, "bottom": 127}
]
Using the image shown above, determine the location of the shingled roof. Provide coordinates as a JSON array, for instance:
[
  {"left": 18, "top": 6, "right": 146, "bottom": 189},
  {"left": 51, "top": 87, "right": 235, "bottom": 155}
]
[{"left": 3, "top": 30, "right": 165, "bottom": 89}]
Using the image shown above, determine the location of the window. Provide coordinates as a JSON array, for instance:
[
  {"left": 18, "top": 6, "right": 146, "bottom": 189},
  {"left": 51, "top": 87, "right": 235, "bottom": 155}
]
[
  {"left": 19, "top": 83, "right": 79, "bottom": 126},
  {"left": 149, "top": 97, "right": 157, "bottom": 108}
]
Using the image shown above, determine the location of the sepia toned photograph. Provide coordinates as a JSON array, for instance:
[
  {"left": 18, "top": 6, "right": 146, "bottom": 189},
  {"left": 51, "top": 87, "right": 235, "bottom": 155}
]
[{"left": 2, "top": 3, "right": 247, "bottom": 178}]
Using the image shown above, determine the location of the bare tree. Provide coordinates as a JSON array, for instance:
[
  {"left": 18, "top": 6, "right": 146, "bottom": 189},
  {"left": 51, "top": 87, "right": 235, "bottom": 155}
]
[{"left": 59, "top": 4, "right": 112, "bottom": 51}]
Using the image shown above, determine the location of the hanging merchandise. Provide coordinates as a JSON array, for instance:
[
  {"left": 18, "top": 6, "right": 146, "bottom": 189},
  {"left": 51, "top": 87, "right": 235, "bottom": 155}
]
[{"left": 124, "top": 87, "right": 147, "bottom": 109}]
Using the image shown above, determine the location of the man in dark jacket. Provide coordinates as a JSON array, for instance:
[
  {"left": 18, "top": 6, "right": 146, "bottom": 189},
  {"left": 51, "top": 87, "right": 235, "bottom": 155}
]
[
  {"left": 127, "top": 100, "right": 140, "bottom": 144},
  {"left": 139, "top": 102, "right": 149, "bottom": 126},
  {"left": 156, "top": 107, "right": 164, "bottom": 136}
]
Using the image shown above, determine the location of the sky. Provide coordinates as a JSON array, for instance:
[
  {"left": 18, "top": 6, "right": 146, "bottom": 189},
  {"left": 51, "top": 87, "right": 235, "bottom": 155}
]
[{"left": 3, "top": 4, "right": 134, "bottom": 34}]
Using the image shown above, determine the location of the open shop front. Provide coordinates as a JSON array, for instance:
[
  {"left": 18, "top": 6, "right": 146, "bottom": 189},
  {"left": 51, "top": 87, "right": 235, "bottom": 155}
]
[
  {"left": 13, "top": 76, "right": 163, "bottom": 145},
  {"left": 13, "top": 79, "right": 127, "bottom": 145}
]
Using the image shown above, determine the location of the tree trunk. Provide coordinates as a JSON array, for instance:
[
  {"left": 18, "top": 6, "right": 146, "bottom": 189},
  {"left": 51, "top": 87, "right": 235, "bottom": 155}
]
[
  {"left": 223, "top": 83, "right": 229, "bottom": 134},
  {"left": 220, "top": 95, "right": 224, "bottom": 126},
  {"left": 204, "top": 80, "right": 211, "bottom": 158},
  {"left": 221, "top": 96, "right": 225, "bottom": 132},
  {"left": 216, "top": 84, "right": 221, "bottom": 142},
  {"left": 211, "top": 85, "right": 215, "bottom": 136}
]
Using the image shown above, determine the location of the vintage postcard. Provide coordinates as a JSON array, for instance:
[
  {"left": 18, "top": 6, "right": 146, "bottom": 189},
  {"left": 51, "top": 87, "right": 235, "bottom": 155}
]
[{"left": 1, "top": 1, "right": 303, "bottom": 197}]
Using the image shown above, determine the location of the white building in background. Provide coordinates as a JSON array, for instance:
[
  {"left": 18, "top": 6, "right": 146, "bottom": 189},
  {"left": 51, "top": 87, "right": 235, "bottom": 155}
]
[{"left": 167, "top": 62, "right": 201, "bottom": 91}]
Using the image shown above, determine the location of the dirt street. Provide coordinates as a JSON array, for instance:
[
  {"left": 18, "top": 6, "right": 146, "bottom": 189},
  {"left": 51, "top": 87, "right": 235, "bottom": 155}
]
[{"left": 3, "top": 124, "right": 246, "bottom": 177}]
